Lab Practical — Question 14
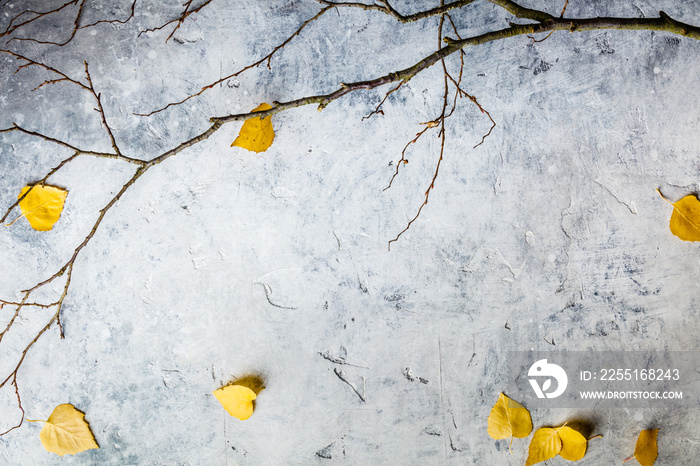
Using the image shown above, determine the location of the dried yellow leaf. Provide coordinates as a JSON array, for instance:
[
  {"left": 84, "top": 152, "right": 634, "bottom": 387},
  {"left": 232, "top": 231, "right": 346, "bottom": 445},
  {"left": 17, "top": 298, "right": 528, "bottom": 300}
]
[
  {"left": 558, "top": 426, "right": 587, "bottom": 461},
  {"left": 633, "top": 429, "right": 659, "bottom": 466},
  {"left": 525, "top": 427, "right": 564, "bottom": 466},
  {"left": 231, "top": 102, "right": 275, "bottom": 153},
  {"left": 213, "top": 376, "right": 264, "bottom": 420},
  {"left": 29, "top": 403, "right": 99, "bottom": 456},
  {"left": 487, "top": 393, "right": 532, "bottom": 441},
  {"left": 10, "top": 184, "right": 68, "bottom": 231},
  {"left": 669, "top": 195, "right": 700, "bottom": 242}
]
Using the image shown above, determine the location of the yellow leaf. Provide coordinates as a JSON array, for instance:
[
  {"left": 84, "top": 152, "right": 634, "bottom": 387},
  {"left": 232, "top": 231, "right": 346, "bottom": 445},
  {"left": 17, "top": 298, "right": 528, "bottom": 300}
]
[
  {"left": 633, "top": 429, "right": 659, "bottom": 466},
  {"left": 487, "top": 393, "right": 532, "bottom": 440},
  {"left": 10, "top": 184, "right": 68, "bottom": 231},
  {"left": 525, "top": 427, "right": 562, "bottom": 466},
  {"left": 213, "top": 376, "right": 265, "bottom": 420},
  {"left": 231, "top": 103, "right": 275, "bottom": 153},
  {"left": 558, "top": 426, "right": 587, "bottom": 461},
  {"left": 669, "top": 194, "right": 700, "bottom": 242},
  {"left": 29, "top": 403, "right": 99, "bottom": 456}
]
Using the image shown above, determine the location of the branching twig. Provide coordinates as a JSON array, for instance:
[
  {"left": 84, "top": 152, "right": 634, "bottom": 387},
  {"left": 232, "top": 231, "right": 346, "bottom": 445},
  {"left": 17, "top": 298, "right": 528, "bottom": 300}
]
[
  {"left": 1, "top": 125, "right": 144, "bottom": 165},
  {"left": 1, "top": 0, "right": 79, "bottom": 39},
  {"left": 467, "top": 94, "right": 496, "bottom": 148},
  {"left": 84, "top": 62, "right": 124, "bottom": 158},
  {"left": 140, "top": 6, "right": 700, "bottom": 120},
  {"left": 362, "top": 80, "right": 405, "bottom": 120},
  {"left": 79, "top": 0, "right": 138, "bottom": 30},
  {"left": 0, "top": 116, "right": 228, "bottom": 425},
  {"left": 0, "top": 50, "right": 90, "bottom": 91},
  {"left": 527, "top": 30, "right": 555, "bottom": 43},
  {"left": 384, "top": 121, "right": 438, "bottom": 191},
  {"left": 4, "top": 0, "right": 137, "bottom": 46},
  {"left": 388, "top": 4, "right": 452, "bottom": 249},
  {"left": 317, "top": 0, "right": 477, "bottom": 23},
  {"left": 212, "top": 12, "right": 700, "bottom": 126},
  {"left": 485, "top": 0, "right": 554, "bottom": 22},
  {"left": 6, "top": 0, "right": 87, "bottom": 47},
  {"left": 443, "top": 14, "right": 496, "bottom": 148},
  {"left": 0, "top": 375, "right": 24, "bottom": 436},
  {"left": 138, "top": 0, "right": 212, "bottom": 42},
  {"left": 0, "top": 300, "right": 60, "bottom": 309},
  {"left": 136, "top": 6, "right": 333, "bottom": 117}
]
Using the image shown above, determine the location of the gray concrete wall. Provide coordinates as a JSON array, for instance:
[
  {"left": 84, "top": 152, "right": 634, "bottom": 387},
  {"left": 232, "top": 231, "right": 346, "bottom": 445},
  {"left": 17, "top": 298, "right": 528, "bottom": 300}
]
[{"left": 1, "top": 0, "right": 699, "bottom": 464}]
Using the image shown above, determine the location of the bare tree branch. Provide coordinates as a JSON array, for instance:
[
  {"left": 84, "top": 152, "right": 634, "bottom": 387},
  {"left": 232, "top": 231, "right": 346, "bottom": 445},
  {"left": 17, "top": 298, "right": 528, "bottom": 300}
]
[
  {"left": 317, "top": 0, "right": 477, "bottom": 23},
  {"left": 1, "top": 125, "right": 144, "bottom": 164},
  {"left": 208, "top": 10, "right": 700, "bottom": 127},
  {"left": 363, "top": 80, "right": 405, "bottom": 120},
  {"left": 84, "top": 62, "right": 125, "bottom": 158},
  {"left": 485, "top": 0, "right": 554, "bottom": 22},
  {"left": 136, "top": 5, "right": 333, "bottom": 117},
  {"left": 138, "top": 0, "right": 212, "bottom": 42},
  {"left": 7, "top": 0, "right": 87, "bottom": 46},
  {"left": 1, "top": 0, "right": 79, "bottom": 39},
  {"left": 4, "top": 0, "right": 137, "bottom": 46},
  {"left": 384, "top": 121, "right": 438, "bottom": 192},
  {"left": 0, "top": 50, "right": 90, "bottom": 90},
  {"left": 389, "top": 2, "right": 452, "bottom": 249}
]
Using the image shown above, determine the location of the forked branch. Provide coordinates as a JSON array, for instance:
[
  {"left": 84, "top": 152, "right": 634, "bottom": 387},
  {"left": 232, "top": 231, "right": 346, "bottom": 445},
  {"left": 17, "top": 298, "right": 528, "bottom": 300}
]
[
  {"left": 317, "top": 0, "right": 477, "bottom": 23},
  {"left": 138, "top": 0, "right": 213, "bottom": 42},
  {"left": 136, "top": 5, "right": 334, "bottom": 117},
  {"left": 3, "top": 0, "right": 137, "bottom": 46}
]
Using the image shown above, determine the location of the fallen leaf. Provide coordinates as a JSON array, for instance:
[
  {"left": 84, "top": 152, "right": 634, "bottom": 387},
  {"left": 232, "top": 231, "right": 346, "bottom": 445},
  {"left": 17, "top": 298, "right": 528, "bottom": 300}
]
[
  {"left": 526, "top": 427, "right": 563, "bottom": 466},
  {"left": 213, "top": 375, "right": 265, "bottom": 420},
  {"left": 668, "top": 194, "right": 700, "bottom": 242},
  {"left": 487, "top": 393, "right": 533, "bottom": 441},
  {"left": 28, "top": 403, "right": 99, "bottom": 456},
  {"left": 231, "top": 103, "right": 275, "bottom": 153},
  {"left": 631, "top": 429, "right": 659, "bottom": 466},
  {"left": 558, "top": 426, "right": 587, "bottom": 461},
  {"left": 525, "top": 424, "right": 590, "bottom": 465},
  {"left": 8, "top": 185, "right": 68, "bottom": 231}
]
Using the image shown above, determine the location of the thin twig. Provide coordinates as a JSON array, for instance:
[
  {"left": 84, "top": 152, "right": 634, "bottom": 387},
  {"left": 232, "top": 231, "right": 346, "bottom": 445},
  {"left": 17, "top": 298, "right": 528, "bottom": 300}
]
[
  {"left": 527, "top": 30, "right": 555, "bottom": 43},
  {"left": 0, "top": 117, "right": 228, "bottom": 425},
  {"left": 138, "top": 0, "right": 212, "bottom": 42},
  {"left": 0, "top": 50, "right": 90, "bottom": 91},
  {"left": 80, "top": 0, "right": 138, "bottom": 29},
  {"left": 2, "top": 125, "right": 144, "bottom": 164},
  {"left": 362, "top": 80, "right": 405, "bottom": 120},
  {"left": 1, "top": 0, "right": 79, "bottom": 39},
  {"left": 5, "top": 0, "right": 137, "bottom": 45},
  {"left": 7, "top": 0, "right": 87, "bottom": 47},
  {"left": 318, "top": 0, "right": 477, "bottom": 23},
  {"left": 136, "top": 6, "right": 332, "bottom": 117},
  {"left": 0, "top": 375, "right": 24, "bottom": 436},
  {"left": 388, "top": 3, "right": 451, "bottom": 249},
  {"left": 84, "top": 62, "right": 124, "bottom": 158},
  {"left": 0, "top": 300, "right": 60, "bottom": 309},
  {"left": 560, "top": 0, "right": 569, "bottom": 18},
  {"left": 485, "top": 0, "right": 554, "bottom": 22},
  {"left": 212, "top": 12, "right": 700, "bottom": 127},
  {"left": 384, "top": 121, "right": 438, "bottom": 191}
]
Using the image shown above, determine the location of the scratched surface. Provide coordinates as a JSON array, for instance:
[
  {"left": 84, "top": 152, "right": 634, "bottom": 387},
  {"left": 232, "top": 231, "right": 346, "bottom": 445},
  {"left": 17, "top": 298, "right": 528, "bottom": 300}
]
[{"left": 0, "top": 0, "right": 699, "bottom": 464}]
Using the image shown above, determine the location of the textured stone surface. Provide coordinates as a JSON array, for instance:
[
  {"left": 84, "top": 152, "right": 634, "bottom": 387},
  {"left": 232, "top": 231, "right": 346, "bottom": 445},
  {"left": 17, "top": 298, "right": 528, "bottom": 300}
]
[{"left": 1, "top": 0, "right": 699, "bottom": 464}]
